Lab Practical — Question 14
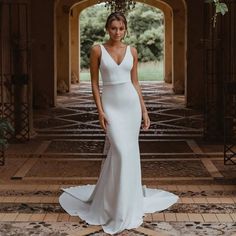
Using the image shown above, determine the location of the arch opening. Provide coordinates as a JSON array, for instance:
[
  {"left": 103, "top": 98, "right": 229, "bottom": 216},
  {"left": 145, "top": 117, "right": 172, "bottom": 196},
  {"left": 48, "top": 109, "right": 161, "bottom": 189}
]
[
  {"left": 55, "top": 0, "right": 186, "bottom": 97},
  {"left": 77, "top": 2, "right": 166, "bottom": 84}
]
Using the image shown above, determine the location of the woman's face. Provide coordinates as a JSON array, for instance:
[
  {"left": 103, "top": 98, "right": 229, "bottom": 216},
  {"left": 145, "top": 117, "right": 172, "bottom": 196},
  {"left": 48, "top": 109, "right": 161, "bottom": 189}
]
[{"left": 106, "top": 20, "right": 126, "bottom": 42}]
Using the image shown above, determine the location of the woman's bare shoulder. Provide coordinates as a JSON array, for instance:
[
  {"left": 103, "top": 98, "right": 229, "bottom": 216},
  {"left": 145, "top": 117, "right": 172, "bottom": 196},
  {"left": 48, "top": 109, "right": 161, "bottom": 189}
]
[
  {"left": 90, "top": 44, "right": 101, "bottom": 56},
  {"left": 130, "top": 45, "right": 138, "bottom": 57}
]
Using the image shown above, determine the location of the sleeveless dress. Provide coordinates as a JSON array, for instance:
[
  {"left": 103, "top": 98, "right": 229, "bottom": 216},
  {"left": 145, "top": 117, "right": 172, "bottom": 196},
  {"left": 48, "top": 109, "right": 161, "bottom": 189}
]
[{"left": 59, "top": 44, "right": 179, "bottom": 235}]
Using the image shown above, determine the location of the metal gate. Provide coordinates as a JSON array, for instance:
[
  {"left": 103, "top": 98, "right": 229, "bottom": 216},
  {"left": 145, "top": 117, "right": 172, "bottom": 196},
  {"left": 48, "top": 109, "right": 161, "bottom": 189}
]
[
  {"left": 222, "top": 1, "right": 236, "bottom": 165},
  {"left": 203, "top": 2, "right": 224, "bottom": 140},
  {"left": 203, "top": 0, "right": 236, "bottom": 164},
  {"left": 0, "top": 0, "right": 31, "bottom": 142}
]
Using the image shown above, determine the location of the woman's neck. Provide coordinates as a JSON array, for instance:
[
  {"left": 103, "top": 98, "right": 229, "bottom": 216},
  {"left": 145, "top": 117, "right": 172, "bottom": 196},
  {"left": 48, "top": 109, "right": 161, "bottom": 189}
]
[{"left": 106, "top": 39, "right": 124, "bottom": 47}]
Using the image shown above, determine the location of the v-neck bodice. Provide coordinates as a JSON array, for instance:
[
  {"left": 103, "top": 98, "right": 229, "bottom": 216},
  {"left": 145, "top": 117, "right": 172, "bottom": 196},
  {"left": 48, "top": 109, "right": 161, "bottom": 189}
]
[
  {"left": 99, "top": 44, "right": 133, "bottom": 86},
  {"left": 102, "top": 44, "right": 128, "bottom": 66}
]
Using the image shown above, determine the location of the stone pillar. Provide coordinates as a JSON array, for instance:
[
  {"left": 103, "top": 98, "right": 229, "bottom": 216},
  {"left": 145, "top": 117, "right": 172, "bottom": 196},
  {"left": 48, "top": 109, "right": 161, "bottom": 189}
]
[
  {"left": 172, "top": 8, "right": 185, "bottom": 94},
  {"left": 163, "top": 6, "right": 172, "bottom": 83},
  {"left": 78, "top": 16, "right": 81, "bottom": 83},
  {"left": 185, "top": 0, "right": 205, "bottom": 109},
  {"left": 70, "top": 5, "right": 80, "bottom": 84},
  {"left": 31, "top": 0, "right": 56, "bottom": 107},
  {"left": 56, "top": 2, "right": 70, "bottom": 93},
  {"left": 56, "top": 0, "right": 97, "bottom": 92}
]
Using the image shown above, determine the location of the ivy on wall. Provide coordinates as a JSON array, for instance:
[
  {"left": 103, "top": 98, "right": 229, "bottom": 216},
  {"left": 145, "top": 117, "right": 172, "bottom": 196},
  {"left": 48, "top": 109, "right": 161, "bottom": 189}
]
[{"left": 205, "top": 0, "right": 228, "bottom": 27}]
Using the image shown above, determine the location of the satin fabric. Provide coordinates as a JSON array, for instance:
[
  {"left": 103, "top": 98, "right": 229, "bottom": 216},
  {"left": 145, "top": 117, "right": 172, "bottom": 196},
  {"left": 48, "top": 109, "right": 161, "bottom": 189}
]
[{"left": 59, "top": 44, "right": 179, "bottom": 235}]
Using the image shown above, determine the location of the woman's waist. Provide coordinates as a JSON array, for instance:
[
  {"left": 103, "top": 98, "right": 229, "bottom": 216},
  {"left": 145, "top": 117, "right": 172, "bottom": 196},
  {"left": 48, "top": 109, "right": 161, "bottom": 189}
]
[
  {"left": 101, "top": 81, "right": 138, "bottom": 98},
  {"left": 102, "top": 79, "right": 132, "bottom": 86}
]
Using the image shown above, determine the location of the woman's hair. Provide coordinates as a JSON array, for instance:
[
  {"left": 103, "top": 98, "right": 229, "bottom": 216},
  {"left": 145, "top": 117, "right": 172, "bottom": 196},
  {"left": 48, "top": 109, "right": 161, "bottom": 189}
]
[{"left": 105, "top": 12, "right": 127, "bottom": 30}]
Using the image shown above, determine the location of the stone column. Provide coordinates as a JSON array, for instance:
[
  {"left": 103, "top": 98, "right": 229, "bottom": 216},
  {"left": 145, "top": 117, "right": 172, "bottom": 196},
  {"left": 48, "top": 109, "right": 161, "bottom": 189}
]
[
  {"left": 56, "top": 2, "right": 70, "bottom": 93},
  {"left": 31, "top": 0, "right": 56, "bottom": 107},
  {"left": 78, "top": 15, "right": 81, "bottom": 83},
  {"left": 70, "top": 5, "right": 80, "bottom": 84},
  {"left": 172, "top": 8, "right": 185, "bottom": 94},
  {"left": 163, "top": 5, "right": 172, "bottom": 83},
  {"left": 185, "top": 0, "right": 205, "bottom": 109}
]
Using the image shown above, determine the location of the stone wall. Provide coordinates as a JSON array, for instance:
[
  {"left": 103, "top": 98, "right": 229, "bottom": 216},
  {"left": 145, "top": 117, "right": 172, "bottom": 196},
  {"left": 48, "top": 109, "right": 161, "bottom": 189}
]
[
  {"left": 1, "top": 0, "right": 207, "bottom": 109},
  {"left": 31, "top": 0, "right": 56, "bottom": 108}
]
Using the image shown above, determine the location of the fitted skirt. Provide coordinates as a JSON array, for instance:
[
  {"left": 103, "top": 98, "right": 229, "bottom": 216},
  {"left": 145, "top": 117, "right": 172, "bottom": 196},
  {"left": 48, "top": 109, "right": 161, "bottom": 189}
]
[{"left": 59, "top": 81, "right": 179, "bottom": 235}]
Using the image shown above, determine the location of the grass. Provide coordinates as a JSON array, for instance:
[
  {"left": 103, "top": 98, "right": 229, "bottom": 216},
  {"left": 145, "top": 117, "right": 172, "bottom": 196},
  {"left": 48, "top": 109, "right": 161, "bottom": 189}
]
[{"left": 80, "top": 61, "right": 163, "bottom": 82}]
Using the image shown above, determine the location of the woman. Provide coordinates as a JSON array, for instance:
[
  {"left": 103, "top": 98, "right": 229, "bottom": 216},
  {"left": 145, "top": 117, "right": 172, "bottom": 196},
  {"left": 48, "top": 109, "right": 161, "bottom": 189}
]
[{"left": 59, "top": 12, "right": 179, "bottom": 235}]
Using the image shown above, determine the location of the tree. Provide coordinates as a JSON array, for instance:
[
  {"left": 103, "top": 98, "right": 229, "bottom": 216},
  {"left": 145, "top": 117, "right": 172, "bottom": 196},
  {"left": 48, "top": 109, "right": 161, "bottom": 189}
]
[
  {"left": 125, "top": 5, "right": 164, "bottom": 62},
  {"left": 80, "top": 6, "right": 107, "bottom": 68}
]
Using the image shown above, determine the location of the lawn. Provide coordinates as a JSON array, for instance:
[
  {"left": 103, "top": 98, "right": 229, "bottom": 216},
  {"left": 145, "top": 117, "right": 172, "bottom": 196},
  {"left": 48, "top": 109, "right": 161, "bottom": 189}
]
[{"left": 80, "top": 61, "right": 163, "bottom": 81}]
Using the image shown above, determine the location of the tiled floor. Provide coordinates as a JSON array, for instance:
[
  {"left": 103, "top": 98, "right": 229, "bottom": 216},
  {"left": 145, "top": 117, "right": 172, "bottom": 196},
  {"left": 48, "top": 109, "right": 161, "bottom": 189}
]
[{"left": 1, "top": 82, "right": 236, "bottom": 236}]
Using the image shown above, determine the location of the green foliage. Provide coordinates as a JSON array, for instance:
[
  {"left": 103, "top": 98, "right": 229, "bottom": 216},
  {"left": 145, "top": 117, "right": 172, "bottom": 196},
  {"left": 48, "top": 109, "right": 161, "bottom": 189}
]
[
  {"left": 80, "top": 6, "right": 107, "bottom": 68},
  {"left": 127, "top": 6, "right": 163, "bottom": 35},
  {"left": 205, "top": 0, "right": 228, "bottom": 27},
  {"left": 138, "top": 26, "right": 164, "bottom": 61},
  {"left": 124, "top": 5, "right": 163, "bottom": 63},
  {"left": 0, "top": 118, "right": 14, "bottom": 148},
  {"left": 80, "top": 3, "right": 164, "bottom": 69},
  {"left": 205, "top": 0, "right": 228, "bottom": 15}
]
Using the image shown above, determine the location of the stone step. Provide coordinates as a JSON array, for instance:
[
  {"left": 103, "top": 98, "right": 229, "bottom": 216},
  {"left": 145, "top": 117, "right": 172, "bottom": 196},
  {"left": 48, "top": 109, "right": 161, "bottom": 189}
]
[
  {"left": 0, "top": 184, "right": 235, "bottom": 192},
  {"left": 0, "top": 213, "right": 235, "bottom": 223},
  {"left": 0, "top": 196, "right": 235, "bottom": 204}
]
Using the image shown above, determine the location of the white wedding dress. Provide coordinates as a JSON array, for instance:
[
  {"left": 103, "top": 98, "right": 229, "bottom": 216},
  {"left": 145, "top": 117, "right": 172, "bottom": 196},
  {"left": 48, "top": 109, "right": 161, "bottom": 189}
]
[{"left": 59, "top": 44, "right": 179, "bottom": 235}]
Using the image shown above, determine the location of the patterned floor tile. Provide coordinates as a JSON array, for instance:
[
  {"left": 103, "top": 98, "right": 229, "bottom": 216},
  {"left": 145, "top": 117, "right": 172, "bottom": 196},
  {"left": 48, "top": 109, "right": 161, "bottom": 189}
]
[
  {"left": 0, "top": 82, "right": 235, "bottom": 235},
  {"left": 142, "top": 221, "right": 236, "bottom": 236},
  {"left": 45, "top": 140, "right": 104, "bottom": 153},
  {"left": 34, "top": 82, "right": 203, "bottom": 138}
]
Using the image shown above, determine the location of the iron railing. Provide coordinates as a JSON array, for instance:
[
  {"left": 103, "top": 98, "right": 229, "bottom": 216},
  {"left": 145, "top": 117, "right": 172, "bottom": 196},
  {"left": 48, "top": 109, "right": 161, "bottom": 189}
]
[
  {"left": 0, "top": 1, "right": 31, "bottom": 145},
  {"left": 203, "top": 0, "right": 236, "bottom": 164}
]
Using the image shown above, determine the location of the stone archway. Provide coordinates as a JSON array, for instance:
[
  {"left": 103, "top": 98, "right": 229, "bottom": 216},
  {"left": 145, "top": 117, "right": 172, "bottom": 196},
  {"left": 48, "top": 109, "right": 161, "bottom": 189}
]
[
  {"left": 55, "top": 0, "right": 186, "bottom": 94},
  {"left": 69, "top": 1, "right": 173, "bottom": 85}
]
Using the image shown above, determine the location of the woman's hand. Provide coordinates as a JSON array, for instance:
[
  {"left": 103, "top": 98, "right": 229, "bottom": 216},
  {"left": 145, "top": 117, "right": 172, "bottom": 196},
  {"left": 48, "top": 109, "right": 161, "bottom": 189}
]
[
  {"left": 142, "top": 112, "right": 150, "bottom": 130},
  {"left": 99, "top": 112, "right": 109, "bottom": 132}
]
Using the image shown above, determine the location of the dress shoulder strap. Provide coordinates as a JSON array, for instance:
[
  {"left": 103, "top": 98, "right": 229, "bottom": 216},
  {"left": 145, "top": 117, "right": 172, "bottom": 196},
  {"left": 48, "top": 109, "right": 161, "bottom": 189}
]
[
  {"left": 99, "top": 44, "right": 104, "bottom": 62},
  {"left": 100, "top": 44, "right": 107, "bottom": 57},
  {"left": 100, "top": 44, "right": 104, "bottom": 51}
]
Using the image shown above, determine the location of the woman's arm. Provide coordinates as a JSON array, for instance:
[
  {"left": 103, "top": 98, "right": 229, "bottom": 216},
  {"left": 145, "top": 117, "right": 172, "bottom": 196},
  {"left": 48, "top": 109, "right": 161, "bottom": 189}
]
[
  {"left": 130, "top": 46, "right": 150, "bottom": 130},
  {"left": 90, "top": 45, "right": 109, "bottom": 132}
]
